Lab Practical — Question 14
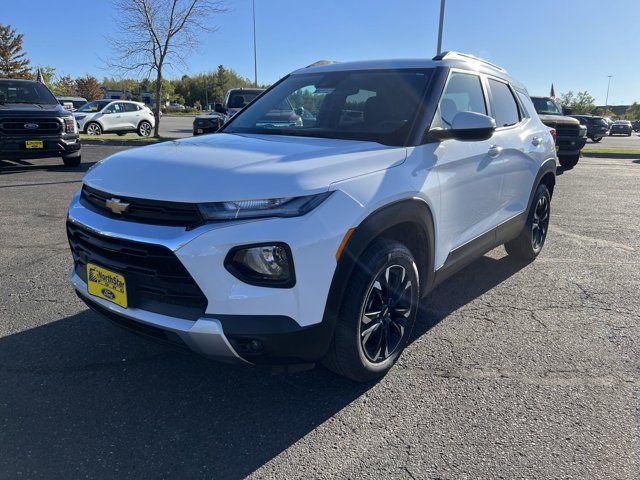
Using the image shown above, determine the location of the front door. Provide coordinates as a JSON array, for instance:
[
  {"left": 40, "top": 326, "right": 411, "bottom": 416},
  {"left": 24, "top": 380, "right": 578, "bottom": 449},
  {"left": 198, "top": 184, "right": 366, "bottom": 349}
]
[{"left": 431, "top": 71, "right": 504, "bottom": 260}]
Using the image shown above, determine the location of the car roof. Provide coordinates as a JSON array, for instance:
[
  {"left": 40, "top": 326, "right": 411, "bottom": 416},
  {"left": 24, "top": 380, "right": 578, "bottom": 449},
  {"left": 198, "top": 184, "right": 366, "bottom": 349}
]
[{"left": 292, "top": 51, "right": 526, "bottom": 91}]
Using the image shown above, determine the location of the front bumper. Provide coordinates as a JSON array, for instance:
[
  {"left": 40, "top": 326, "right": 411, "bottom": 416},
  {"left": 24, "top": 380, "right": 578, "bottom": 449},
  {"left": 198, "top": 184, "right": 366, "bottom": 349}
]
[
  {"left": 73, "top": 274, "right": 246, "bottom": 362},
  {"left": 556, "top": 135, "right": 587, "bottom": 156},
  {"left": 610, "top": 127, "right": 632, "bottom": 135},
  {"left": 67, "top": 188, "right": 356, "bottom": 364},
  {"left": 0, "top": 134, "right": 80, "bottom": 159}
]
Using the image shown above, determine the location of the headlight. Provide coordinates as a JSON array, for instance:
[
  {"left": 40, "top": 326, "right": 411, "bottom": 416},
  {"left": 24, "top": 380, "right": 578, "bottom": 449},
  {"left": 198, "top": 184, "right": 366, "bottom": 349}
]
[
  {"left": 579, "top": 125, "right": 587, "bottom": 137},
  {"left": 63, "top": 117, "right": 77, "bottom": 133},
  {"left": 225, "top": 243, "right": 294, "bottom": 287},
  {"left": 197, "top": 192, "right": 332, "bottom": 221},
  {"left": 75, "top": 115, "right": 87, "bottom": 120}
]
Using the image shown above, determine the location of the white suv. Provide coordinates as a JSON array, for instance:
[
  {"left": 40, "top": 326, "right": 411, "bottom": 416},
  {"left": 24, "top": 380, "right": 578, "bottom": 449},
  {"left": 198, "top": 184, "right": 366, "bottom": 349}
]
[
  {"left": 74, "top": 100, "right": 155, "bottom": 136},
  {"left": 67, "top": 52, "right": 556, "bottom": 381}
]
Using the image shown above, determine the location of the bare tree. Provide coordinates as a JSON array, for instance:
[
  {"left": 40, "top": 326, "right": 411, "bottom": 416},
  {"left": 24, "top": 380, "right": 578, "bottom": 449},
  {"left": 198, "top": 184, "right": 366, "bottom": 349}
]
[{"left": 108, "top": 0, "right": 227, "bottom": 137}]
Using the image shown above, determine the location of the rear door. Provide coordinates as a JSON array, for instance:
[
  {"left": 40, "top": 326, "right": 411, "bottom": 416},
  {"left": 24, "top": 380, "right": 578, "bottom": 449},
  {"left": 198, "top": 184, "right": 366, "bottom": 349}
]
[
  {"left": 489, "top": 80, "right": 540, "bottom": 221},
  {"left": 432, "top": 70, "right": 504, "bottom": 257},
  {"left": 122, "top": 102, "right": 140, "bottom": 130}
]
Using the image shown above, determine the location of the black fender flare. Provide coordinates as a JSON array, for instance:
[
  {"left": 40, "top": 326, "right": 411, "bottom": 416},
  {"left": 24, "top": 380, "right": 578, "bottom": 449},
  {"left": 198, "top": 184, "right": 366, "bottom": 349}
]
[
  {"left": 527, "top": 158, "right": 556, "bottom": 211},
  {"left": 319, "top": 198, "right": 436, "bottom": 350}
]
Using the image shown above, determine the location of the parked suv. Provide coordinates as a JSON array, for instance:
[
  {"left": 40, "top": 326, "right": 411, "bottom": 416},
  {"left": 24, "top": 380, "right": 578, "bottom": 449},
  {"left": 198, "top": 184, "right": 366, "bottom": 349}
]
[
  {"left": 571, "top": 115, "right": 609, "bottom": 142},
  {"left": 74, "top": 100, "right": 155, "bottom": 136},
  {"left": 67, "top": 52, "right": 556, "bottom": 381},
  {"left": 0, "top": 78, "right": 81, "bottom": 167},
  {"left": 193, "top": 88, "right": 265, "bottom": 135}
]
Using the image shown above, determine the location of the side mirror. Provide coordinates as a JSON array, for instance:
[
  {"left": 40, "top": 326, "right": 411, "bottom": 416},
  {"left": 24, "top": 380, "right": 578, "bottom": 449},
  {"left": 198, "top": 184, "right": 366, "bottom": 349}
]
[
  {"left": 562, "top": 107, "right": 572, "bottom": 115},
  {"left": 214, "top": 103, "right": 227, "bottom": 114},
  {"left": 445, "top": 111, "right": 496, "bottom": 141}
]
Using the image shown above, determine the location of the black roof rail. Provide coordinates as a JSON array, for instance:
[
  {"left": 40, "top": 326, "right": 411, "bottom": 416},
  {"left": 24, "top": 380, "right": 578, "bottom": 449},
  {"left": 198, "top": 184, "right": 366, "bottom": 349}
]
[{"left": 433, "top": 51, "right": 506, "bottom": 72}]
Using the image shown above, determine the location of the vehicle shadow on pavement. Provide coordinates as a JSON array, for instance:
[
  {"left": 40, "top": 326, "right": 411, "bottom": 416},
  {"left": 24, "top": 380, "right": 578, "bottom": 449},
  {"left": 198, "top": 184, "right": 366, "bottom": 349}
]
[
  {"left": 0, "top": 255, "right": 527, "bottom": 479},
  {"left": 412, "top": 254, "right": 528, "bottom": 339},
  {"left": 0, "top": 158, "right": 98, "bottom": 175},
  {"left": 0, "top": 310, "right": 370, "bottom": 479}
]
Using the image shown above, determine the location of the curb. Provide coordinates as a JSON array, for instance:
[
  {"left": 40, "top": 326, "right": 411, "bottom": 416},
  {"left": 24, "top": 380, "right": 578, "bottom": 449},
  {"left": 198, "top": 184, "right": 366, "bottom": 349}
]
[
  {"left": 81, "top": 138, "right": 175, "bottom": 147},
  {"left": 582, "top": 151, "right": 640, "bottom": 159}
]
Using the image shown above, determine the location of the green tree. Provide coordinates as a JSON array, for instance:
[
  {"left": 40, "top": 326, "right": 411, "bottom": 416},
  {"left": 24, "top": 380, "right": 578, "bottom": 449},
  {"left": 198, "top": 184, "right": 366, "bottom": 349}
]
[
  {"left": 51, "top": 74, "right": 77, "bottom": 96},
  {"left": 0, "top": 23, "right": 31, "bottom": 78},
  {"left": 75, "top": 75, "right": 103, "bottom": 101},
  {"left": 625, "top": 102, "right": 640, "bottom": 120},
  {"left": 558, "top": 90, "right": 596, "bottom": 115},
  {"left": 38, "top": 65, "right": 56, "bottom": 84}
]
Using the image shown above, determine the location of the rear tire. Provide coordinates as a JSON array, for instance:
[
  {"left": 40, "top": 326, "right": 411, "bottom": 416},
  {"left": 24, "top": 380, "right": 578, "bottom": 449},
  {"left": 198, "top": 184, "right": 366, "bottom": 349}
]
[
  {"left": 592, "top": 136, "right": 602, "bottom": 143},
  {"left": 505, "top": 184, "right": 550, "bottom": 261},
  {"left": 323, "top": 238, "right": 419, "bottom": 382},
  {"left": 62, "top": 154, "right": 81, "bottom": 167},
  {"left": 559, "top": 155, "right": 579, "bottom": 169}
]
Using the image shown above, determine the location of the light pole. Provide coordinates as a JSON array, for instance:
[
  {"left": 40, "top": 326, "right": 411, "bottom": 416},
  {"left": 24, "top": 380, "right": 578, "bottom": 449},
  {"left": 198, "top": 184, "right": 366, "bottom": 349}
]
[
  {"left": 252, "top": 0, "right": 258, "bottom": 87},
  {"left": 437, "top": 0, "right": 446, "bottom": 55},
  {"left": 604, "top": 75, "right": 613, "bottom": 116}
]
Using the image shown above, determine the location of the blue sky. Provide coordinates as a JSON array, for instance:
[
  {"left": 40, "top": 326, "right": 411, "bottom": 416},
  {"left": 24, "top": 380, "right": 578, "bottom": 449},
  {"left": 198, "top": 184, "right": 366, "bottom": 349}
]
[{"left": 5, "top": 0, "right": 640, "bottom": 104}]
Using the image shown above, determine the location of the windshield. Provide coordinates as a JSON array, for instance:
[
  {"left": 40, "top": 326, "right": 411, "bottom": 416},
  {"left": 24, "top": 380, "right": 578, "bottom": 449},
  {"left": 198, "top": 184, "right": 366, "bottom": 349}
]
[
  {"left": 0, "top": 80, "right": 57, "bottom": 105},
  {"left": 531, "top": 97, "right": 562, "bottom": 115},
  {"left": 77, "top": 100, "right": 110, "bottom": 112},
  {"left": 227, "top": 91, "right": 262, "bottom": 109},
  {"left": 222, "top": 69, "right": 433, "bottom": 146}
]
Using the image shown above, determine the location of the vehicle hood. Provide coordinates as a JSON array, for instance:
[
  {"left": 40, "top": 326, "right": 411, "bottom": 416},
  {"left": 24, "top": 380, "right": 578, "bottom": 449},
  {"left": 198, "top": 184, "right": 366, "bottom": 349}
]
[
  {"left": 537, "top": 114, "right": 580, "bottom": 127},
  {"left": 194, "top": 113, "right": 222, "bottom": 121},
  {"left": 0, "top": 103, "right": 65, "bottom": 116},
  {"left": 83, "top": 133, "right": 407, "bottom": 203}
]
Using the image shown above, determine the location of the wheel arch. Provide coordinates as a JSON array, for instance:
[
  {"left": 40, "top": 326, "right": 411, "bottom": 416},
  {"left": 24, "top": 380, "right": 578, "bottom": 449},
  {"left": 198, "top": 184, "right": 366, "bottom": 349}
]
[
  {"left": 528, "top": 158, "right": 556, "bottom": 210},
  {"left": 84, "top": 120, "right": 104, "bottom": 133},
  {"left": 321, "top": 198, "right": 436, "bottom": 341}
]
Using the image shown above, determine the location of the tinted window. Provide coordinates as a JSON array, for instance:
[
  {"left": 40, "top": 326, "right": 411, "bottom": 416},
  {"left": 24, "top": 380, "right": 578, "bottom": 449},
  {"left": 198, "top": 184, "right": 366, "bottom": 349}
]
[
  {"left": 530, "top": 97, "right": 562, "bottom": 115},
  {"left": 432, "top": 72, "right": 486, "bottom": 129},
  {"left": 489, "top": 79, "right": 520, "bottom": 127},
  {"left": 223, "top": 69, "right": 432, "bottom": 146},
  {"left": 123, "top": 102, "right": 139, "bottom": 112},
  {"left": 0, "top": 80, "right": 57, "bottom": 105},
  {"left": 77, "top": 100, "right": 110, "bottom": 112}
]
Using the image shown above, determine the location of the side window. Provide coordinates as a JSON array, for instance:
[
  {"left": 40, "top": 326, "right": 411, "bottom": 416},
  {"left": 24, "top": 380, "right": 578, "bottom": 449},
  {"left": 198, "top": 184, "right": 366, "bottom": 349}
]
[
  {"left": 488, "top": 79, "right": 520, "bottom": 127},
  {"left": 515, "top": 91, "right": 531, "bottom": 118},
  {"left": 123, "top": 103, "right": 138, "bottom": 112},
  {"left": 432, "top": 72, "right": 486, "bottom": 130}
]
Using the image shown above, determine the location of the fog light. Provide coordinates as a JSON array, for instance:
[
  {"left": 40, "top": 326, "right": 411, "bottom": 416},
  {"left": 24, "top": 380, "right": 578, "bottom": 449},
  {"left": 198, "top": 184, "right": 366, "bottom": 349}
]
[{"left": 225, "top": 243, "right": 295, "bottom": 288}]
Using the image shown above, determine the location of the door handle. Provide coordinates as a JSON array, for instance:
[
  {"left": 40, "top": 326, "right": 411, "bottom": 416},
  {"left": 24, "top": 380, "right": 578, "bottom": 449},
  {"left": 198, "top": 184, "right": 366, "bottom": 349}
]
[
  {"left": 532, "top": 136, "right": 543, "bottom": 146},
  {"left": 488, "top": 145, "right": 503, "bottom": 158}
]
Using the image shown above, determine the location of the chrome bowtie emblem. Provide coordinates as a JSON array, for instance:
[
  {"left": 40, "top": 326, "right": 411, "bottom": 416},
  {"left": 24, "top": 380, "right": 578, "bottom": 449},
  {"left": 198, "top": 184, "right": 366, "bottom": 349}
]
[
  {"left": 24, "top": 123, "right": 39, "bottom": 129},
  {"left": 105, "top": 198, "right": 130, "bottom": 214}
]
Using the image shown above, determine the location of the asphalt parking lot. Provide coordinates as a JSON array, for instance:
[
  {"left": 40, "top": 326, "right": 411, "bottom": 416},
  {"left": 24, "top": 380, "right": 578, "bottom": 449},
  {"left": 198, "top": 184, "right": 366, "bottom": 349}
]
[{"left": 1, "top": 146, "right": 639, "bottom": 479}]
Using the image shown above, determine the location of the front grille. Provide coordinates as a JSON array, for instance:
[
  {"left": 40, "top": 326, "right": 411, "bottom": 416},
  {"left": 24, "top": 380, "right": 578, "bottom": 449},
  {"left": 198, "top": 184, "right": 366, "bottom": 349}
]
[
  {"left": 555, "top": 124, "right": 580, "bottom": 137},
  {"left": 0, "top": 117, "right": 62, "bottom": 135},
  {"left": 67, "top": 221, "right": 208, "bottom": 320},
  {"left": 81, "top": 185, "right": 203, "bottom": 228}
]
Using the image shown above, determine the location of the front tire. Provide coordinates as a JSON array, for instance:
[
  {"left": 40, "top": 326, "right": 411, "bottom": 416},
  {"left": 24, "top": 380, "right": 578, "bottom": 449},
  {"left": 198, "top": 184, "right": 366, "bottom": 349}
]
[
  {"left": 559, "top": 154, "right": 579, "bottom": 169},
  {"left": 323, "top": 239, "right": 419, "bottom": 382},
  {"left": 592, "top": 136, "right": 602, "bottom": 143},
  {"left": 85, "top": 122, "right": 102, "bottom": 136},
  {"left": 505, "top": 184, "right": 550, "bottom": 261},
  {"left": 138, "top": 121, "right": 152, "bottom": 137}
]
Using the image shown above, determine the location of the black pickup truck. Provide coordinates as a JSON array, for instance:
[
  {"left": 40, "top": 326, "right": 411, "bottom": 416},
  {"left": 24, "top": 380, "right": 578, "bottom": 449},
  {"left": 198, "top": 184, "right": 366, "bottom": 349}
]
[
  {"left": 0, "top": 78, "right": 81, "bottom": 167},
  {"left": 530, "top": 96, "right": 587, "bottom": 169}
]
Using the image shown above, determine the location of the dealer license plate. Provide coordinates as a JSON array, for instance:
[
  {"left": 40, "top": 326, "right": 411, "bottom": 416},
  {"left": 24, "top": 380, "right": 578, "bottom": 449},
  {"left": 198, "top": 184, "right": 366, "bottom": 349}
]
[{"left": 87, "top": 263, "right": 128, "bottom": 308}]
